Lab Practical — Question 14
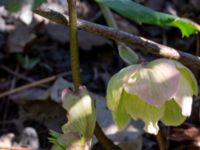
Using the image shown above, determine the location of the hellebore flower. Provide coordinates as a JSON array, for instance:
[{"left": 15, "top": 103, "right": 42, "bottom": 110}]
[{"left": 107, "top": 58, "right": 198, "bottom": 134}]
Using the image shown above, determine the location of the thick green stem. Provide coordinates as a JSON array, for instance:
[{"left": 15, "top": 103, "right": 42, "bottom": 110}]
[
  {"left": 68, "top": 0, "right": 81, "bottom": 91},
  {"left": 67, "top": 1, "right": 119, "bottom": 149}
]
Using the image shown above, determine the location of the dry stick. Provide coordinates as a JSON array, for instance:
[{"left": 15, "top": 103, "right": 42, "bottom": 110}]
[
  {"left": 0, "top": 72, "right": 71, "bottom": 99},
  {"left": 34, "top": 8, "right": 200, "bottom": 69},
  {"left": 0, "top": 65, "right": 34, "bottom": 82},
  {"left": 0, "top": 147, "right": 32, "bottom": 150}
]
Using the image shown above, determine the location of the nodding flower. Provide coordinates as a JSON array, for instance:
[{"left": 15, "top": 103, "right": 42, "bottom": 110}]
[{"left": 106, "top": 58, "right": 198, "bottom": 134}]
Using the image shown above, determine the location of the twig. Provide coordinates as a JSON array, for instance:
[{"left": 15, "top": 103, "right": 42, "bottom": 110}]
[
  {"left": 0, "top": 72, "right": 71, "bottom": 99},
  {"left": 34, "top": 8, "right": 200, "bottom": 69},
  {"left": 0, "top": 147, "right": 32, "bottom": 150},
  {"left": 0, "top": 65, "right": 34, "bottom": 82}
]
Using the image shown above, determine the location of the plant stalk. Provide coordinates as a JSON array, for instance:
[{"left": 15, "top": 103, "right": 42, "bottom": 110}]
[
  {"left": 67, "top": 1, "right": 119, "bottom": 149},
  {"left": 68, "top": 0, "right": 81, "bottom": 91},
  {"left": 156, "top": 129, "right": 166, "bottom": 150}
]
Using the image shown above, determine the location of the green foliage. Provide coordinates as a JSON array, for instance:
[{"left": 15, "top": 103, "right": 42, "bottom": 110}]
[
  {"left": 96, "top": 0, "right": 200, "bottom": 37},
  {"left": 49, "top": 130, "right": 66, "bottom": 150},
  {"left": 0, "top": 0, "right": 45, "bottom": 12},
  {"left": 118, "top": 45, "right": 139, "bottom": 64},
  {"left": 16, "top": 54, "right": 40, "bottom": 70}
]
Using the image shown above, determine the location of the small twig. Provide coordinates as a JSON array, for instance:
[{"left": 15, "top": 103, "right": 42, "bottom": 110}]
[
  {"left": 10, "top": 66, "right": 18, "bottom": 89},
  {"left": 0, "top": 72, "right": 71, "bottom": 99},
  {"left": 34, "top": 8, "right": 200, "bottom": 69},
  {"left": 0, "top": 147, "right": 32, "bottom": 150},
  {"left": 0, "top": 65, "right": 34, "bottom": 82}
]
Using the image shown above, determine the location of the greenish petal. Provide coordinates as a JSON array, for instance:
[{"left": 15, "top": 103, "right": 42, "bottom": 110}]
[
  {"left": 175, "top": 62, "right": 198, "bottom": 96},
  {"left": 106, "top": 65, "right": 139, "bottom": 111},
  {"left": 111, "top": 90, "right": 131, "bottom": 129},
  {"left": 161, "top": 99, "right": 186, "bottom": 126},
  {"left": 123, "top": 91, "right": 164, "bottom": 134}
]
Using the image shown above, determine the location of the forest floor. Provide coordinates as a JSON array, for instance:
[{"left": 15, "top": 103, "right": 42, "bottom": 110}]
[{"left": 0, "top": 0, "right": 200, "bottom": 150}]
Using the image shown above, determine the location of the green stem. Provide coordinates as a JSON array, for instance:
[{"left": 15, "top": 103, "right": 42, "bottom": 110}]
[
  {"left": 99, "top": 4, "right": 118, "bottom": 29},
  {"left": 99, "top": 4, "right": 139, "bottom": 65},
  {"left": 67, "top": 1, "right": 119, "bottom": 149},
  {"left": 156, "top": 129, "right": 166, "bottom": 150},
  {"left": 68, "top": 0, "right": 81, "bottom": 91}
]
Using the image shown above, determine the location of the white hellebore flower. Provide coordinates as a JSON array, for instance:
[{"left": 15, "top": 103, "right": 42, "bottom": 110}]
[{"left": 107, "top": 58, "right": 198, "bottom": 134}]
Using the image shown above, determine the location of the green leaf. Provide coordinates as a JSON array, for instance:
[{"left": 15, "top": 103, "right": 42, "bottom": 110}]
[
  {"left": 161, "top": 99, "right": 186, "bottom": 126},
  {"left": 0, "top": 0, "right": 22, "bottom": 12},
  {"left": 118, "top": 45, "right": 139, "bottom": 65},
  {"left": 16, "top": 54, "right": 40, "bottom": 70},
  {"left": 48, "top": 130, "right": 66, "bottom": 150},
  {"left": 0, "top": 0, "right": 45, "bottom": 12},
  {"left": 96, "top": 0, "right": 200, "bottom": 37},
  {"left": 33, "top": 0, "right": 45, "bottom": 9}
]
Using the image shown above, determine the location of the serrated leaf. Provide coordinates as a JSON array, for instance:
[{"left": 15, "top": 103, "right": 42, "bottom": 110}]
[{"left": 96, "top": 0, "right": 200, "bottom": 37}]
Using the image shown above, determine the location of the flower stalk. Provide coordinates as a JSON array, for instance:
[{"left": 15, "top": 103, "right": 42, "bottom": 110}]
[
  {"left": 68, "top": 0, "right": 81, "bottom": 91},
  {"left": 67, "top": 0, "right": 119, "bottom": 149}
]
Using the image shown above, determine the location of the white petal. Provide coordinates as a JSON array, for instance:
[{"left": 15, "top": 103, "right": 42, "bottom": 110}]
[
  {"left": 174, "top": 76, "right": 194, "bottom": 116},
  {"left": 125, "top": 59, "right": 180, "bottom": 106}
]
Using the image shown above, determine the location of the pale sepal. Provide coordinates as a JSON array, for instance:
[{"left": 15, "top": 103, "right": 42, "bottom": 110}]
[
  {"left": 125, "top": 59, "right": 180, "bottom": 106},
  {"left": 123, "top": 91, "right": 165, "bottom": 134},
  {"left": 61, "top": 87, "right": 96, "bottom": 149},
  {"left": 106, "top": 65, "right": 139, "bottom": 111},
  {"left": 161, "top": 99, "right": 186, "bottom": 126}
]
